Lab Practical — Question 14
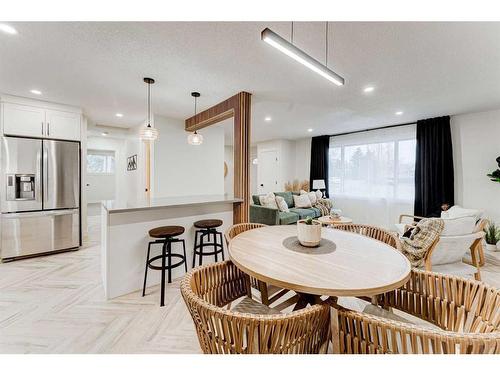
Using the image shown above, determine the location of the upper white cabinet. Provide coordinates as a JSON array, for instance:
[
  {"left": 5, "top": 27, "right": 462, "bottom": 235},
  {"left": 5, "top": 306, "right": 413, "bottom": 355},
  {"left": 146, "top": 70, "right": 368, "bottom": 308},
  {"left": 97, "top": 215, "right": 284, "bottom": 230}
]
[
  {"left": 1, "top": 99, "right": 81, "bottom": 141},
  {"left": 45, "top": 109, "right": 81, "bottom": 141},
  {"left": 2, "top": 103, "right": 45, "bottom": 138}
]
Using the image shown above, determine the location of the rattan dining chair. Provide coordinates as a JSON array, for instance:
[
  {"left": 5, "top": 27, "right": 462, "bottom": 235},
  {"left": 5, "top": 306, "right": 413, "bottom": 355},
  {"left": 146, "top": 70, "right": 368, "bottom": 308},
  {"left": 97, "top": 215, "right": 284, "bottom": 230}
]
[
  {"left": 225, "top": 223, "right": 290, "bottom": 306},
  {"left": 330, "top": 268, "right": 500, "bottom": 354},
  {"left": 333, "top": 223, "right": 401, "bottom": 250},
  {"left": 180, "top": 260, "right": 331, "bottom": 354}
]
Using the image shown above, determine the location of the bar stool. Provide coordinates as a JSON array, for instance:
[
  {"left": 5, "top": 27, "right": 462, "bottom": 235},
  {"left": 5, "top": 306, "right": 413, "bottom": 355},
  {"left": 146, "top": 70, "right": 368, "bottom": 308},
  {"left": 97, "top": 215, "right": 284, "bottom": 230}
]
[
  {"left": 192, "top": 219, "right": 224, "bottom": 267},
  {"left": 143, "top": 225, "right": 187, "bottom": 307}
]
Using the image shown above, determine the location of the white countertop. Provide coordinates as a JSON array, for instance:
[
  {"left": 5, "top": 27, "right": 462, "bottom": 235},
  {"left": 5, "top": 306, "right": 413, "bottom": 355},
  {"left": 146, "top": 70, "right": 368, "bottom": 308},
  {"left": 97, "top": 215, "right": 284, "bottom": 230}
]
[{"left": 102, "top": 194, "right": 243, "bottom": 214}]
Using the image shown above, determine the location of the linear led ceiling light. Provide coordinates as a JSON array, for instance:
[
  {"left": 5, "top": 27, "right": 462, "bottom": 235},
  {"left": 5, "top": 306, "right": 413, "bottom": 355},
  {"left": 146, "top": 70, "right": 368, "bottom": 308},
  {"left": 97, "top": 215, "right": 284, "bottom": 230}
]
[{"left": 261, "top": 25, "right": 345, "bottom": 86}]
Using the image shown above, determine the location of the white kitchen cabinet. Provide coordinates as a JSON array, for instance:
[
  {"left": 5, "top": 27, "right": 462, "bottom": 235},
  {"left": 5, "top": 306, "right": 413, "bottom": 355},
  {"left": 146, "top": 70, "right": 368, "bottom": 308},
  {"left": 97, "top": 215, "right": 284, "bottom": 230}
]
[
  {"left": 1, "top": 101, "right": 81, "bottom": 141},
  {"left": 2, "top": 103, "right": 45, "bottom": 138},
  {"left": 45, "top": 110, "right": 81, "bottom": 141}
]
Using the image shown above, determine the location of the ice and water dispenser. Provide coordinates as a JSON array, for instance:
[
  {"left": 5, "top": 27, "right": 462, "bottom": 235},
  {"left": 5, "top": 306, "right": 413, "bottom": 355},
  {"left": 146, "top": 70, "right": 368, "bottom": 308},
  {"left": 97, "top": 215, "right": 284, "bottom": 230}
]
[{"left": 6, "top": 174, "right": 36, "bottom": 201}]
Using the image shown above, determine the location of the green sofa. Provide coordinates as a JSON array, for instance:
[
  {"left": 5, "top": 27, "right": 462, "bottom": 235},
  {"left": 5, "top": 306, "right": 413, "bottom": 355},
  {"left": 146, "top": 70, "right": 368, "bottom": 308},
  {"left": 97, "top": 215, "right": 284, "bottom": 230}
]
[{"left": 250, "top": 191, "right": 323, "bottom": 225}]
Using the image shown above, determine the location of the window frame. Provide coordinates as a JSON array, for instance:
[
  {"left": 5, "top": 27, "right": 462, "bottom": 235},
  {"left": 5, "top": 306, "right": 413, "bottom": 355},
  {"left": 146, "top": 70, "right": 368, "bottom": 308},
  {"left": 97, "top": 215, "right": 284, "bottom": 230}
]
[{"left": 328, "top": 125, "right": 416, "bottom": 203}]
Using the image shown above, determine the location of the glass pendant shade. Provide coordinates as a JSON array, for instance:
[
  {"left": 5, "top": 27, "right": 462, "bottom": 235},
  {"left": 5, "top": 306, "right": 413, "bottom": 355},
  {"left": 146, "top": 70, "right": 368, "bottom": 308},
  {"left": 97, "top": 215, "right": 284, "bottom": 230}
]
[
  {"left": 140, "top": 125, "right": 159, "bottom": 141},
  {"left": 140, "top": 77, "right": 158, "bottom": 142},
  {"left": 187, "top": 131, "right": 203, "bottom": 145}
]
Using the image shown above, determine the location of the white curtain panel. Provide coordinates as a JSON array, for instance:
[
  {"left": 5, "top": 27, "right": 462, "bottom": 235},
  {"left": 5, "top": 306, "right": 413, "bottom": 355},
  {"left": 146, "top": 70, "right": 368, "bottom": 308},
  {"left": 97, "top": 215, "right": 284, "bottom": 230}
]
[{"left": 328, "top": 124, "right": 416, "bottom": 229}]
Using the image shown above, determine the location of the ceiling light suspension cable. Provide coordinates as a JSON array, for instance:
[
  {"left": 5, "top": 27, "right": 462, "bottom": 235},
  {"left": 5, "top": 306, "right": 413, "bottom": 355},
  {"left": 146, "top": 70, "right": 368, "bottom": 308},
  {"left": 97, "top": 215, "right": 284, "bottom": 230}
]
[
  {"left": 261, "top": 23, "right": 345, "bottom": 86},
  {"left": 187, "top": 92, "right": 203, "bottom": 145}
]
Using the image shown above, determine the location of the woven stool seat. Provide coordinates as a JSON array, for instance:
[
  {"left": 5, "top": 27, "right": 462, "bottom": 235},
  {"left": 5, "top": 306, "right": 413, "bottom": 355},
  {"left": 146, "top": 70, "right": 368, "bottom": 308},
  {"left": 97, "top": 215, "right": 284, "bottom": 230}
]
[
  {"left": 149, "top": 225, "right": 184, "bottom": 238},
  {"left": 194, "top": 219, "right": 223, "bottom": 229}
]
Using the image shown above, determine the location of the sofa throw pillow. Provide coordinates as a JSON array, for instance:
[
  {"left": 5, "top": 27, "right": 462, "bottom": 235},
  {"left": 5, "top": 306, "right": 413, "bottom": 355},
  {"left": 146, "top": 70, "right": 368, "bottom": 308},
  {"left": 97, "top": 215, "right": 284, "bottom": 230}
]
[
  {"left": 275, "top": 196, "right": 290, "bottom": 213},
  {"left": 293, "top": 194, "right": 312, "bottom": 208},
  {"left": 259, "top": 192, "right": 278, "bottom": 209},
  {"left": 307, "top": 191, "right": 317, "bottom": 205},
  {"left": 315, "top": 190, "right": 323, "bottom": 199}
]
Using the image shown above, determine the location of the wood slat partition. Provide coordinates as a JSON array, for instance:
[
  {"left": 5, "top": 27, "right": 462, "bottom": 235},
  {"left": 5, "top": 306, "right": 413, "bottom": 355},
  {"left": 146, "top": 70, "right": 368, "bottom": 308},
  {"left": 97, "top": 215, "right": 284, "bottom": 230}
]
[{"left": 185, "top": 92, "right": 251, "bottom": 224}]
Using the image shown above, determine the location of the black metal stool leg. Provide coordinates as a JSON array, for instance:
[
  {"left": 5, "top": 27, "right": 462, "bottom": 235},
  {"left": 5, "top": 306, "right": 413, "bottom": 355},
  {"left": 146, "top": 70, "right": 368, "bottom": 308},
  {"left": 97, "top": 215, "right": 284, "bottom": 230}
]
[
  {"left": 219, "top": 232, "right": 225, "bottom": 260},
  {"left": 182, "top": 239, "right": 187, "bottom": 272},
  {"left": 142, "top": 242, "right": 152, "bottom": 297},
  {"left": 192, "top": 230, "right": 199, "bottom": 268},
  {"left": 213, "top": 230, "right": 218, "bottom": 262},
  {"left": 199, "top": 232, "right": 205, "bottom": 266},
  {"left": 160, "top": 240, "right": 167, "bottom": 307},
  {"left": 167, "top": 240, "right": 172, "bottom": 284}
]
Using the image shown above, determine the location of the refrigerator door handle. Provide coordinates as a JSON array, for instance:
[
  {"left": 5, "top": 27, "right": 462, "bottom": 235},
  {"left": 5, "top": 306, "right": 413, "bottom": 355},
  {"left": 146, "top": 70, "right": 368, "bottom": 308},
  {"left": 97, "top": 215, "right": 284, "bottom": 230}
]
[
  {"left": 43, "top": 143, "right": 48, "bottom": 207},
  {"left": 1, "top": 210, "right": 78, "bottom": 219}
]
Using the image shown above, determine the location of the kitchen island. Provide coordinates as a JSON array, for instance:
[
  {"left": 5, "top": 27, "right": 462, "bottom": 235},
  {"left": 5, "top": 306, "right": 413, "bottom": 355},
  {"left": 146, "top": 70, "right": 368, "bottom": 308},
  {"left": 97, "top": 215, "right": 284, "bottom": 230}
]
[{"left": 101, "top": 195, "right": 243, "bottom": 299}]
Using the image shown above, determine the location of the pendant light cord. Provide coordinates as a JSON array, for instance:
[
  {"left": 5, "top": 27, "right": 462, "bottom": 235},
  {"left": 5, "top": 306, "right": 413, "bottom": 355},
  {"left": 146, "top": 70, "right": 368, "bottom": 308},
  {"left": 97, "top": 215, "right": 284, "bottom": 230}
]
[
  {"left": 291, "top": 21, "right": 294, "bottom": 44},
  {"left": 147, "top": 81, "right": 151, "bottom": 127}
]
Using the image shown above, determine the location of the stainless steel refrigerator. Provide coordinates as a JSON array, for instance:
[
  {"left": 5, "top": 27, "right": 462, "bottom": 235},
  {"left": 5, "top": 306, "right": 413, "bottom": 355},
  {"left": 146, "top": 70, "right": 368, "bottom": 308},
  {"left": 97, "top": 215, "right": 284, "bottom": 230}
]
[{"left": 0, "top": 136, "right": 81, "bottom": 261}]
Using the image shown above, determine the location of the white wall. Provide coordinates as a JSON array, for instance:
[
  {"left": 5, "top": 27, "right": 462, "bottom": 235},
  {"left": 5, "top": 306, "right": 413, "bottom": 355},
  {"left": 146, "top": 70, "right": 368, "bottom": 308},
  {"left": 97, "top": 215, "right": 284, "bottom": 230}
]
[
  {"left": 294, "top": 137, "right": 311, "bottom": 182},
  {"left": 250, "top": 146, "right": 258, "bottom": 195},
  {"left": 123, "top": 136, "right": 144, "bottom": 205},
  {"left": 153, "top": 115, "right": 225, "bottom": 198},
  {"left": 452, "top": 109, "right": 500, "bottom": 223},
  {"left": 224, "top": 146, "right": 234, "bottom": 196}
]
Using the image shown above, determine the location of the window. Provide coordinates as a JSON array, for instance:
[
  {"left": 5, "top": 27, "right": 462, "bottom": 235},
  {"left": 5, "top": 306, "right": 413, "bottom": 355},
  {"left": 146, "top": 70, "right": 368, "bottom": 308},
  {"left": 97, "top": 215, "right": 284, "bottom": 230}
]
[
  {"left": 328, "top": 125, "right": 416, "bottom": 202},
  {"left": 87, "top": 150, "right": 115, "bottom": 174}
]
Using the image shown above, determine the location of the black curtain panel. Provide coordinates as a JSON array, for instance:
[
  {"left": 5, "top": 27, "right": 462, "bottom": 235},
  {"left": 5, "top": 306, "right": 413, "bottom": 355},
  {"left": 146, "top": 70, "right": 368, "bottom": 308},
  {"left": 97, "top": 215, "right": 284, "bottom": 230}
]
[
  {"left": 414, "top": 115, "right": 454, "bottom": 217},
  {"left": 309, "top": 135, "right": 330, "bottom": 197}
]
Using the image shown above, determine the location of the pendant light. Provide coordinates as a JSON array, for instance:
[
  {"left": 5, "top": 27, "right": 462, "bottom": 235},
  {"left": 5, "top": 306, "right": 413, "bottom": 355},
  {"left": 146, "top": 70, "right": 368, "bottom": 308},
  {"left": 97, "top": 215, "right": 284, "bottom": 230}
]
[
  {"left": 187, "top": 92, "right": 203, "bottom": 146},
  {"left": 261, "top": 22, "right": 345, "bottom": 86},
  {"left": 139, "top": 77, "right": 159, "bottom": 141}
]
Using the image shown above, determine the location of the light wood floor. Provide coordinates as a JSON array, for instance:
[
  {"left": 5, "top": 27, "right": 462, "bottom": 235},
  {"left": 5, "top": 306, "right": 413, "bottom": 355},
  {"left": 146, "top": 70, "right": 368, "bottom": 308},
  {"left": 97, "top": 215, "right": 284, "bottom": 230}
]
[{"left": 1, "top": 215, "right": 500, "bottom": 354}]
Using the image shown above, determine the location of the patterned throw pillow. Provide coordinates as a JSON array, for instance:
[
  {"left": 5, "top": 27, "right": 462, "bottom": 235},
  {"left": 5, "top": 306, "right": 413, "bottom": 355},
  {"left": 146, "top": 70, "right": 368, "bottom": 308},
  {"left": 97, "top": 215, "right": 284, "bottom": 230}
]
[
  {"left": 275, "top": 196, "right": 289, "bottom": 212},
  {"left": 259, "top": 192, "right": 278, "bottom": 209},
  {"left": 307, "top": 191, "right": 317, "bottom": 205},
  {"left": 293, "top": 194, "right": 312, "bottom": 208}
]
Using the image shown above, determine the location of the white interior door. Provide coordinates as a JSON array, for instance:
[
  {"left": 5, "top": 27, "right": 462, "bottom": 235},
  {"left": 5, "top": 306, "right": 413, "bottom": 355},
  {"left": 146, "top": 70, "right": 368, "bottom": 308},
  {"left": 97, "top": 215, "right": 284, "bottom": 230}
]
[{"left": 258, "top": 149, "right": 279, "bottom": 194}]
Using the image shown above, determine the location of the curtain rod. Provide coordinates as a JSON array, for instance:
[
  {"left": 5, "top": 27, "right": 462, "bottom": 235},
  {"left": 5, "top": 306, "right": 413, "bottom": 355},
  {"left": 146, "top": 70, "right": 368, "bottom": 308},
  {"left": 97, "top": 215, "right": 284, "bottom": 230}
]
[{"left": 325, "top": 121, "right": 417, "bottom": 138}]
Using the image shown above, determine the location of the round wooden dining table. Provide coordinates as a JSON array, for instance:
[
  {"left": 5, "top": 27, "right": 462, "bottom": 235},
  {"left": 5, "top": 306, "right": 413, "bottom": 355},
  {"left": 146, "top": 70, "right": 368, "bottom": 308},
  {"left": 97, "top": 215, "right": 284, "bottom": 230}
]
[{"left": 228, "top": 225, "right": 411, "bottom": 302}]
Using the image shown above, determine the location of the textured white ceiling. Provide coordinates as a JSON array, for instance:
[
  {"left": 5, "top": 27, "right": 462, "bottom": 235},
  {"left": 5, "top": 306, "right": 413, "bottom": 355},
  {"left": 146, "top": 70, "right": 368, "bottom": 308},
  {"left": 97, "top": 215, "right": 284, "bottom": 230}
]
[{"left": 1, "top": 22, "right": 500, "bottom": 142}]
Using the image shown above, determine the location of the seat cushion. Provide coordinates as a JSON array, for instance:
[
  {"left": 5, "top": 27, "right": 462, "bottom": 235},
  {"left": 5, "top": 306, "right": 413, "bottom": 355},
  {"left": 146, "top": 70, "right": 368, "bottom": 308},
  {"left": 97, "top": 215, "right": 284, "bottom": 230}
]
[
  {"left": 149, "top": 225, "right": 185, "bottom": 238},
  {"left": 309, "top": 207, "right": 321, "bottom": 217},
  {"left": 194, "top": 219, "right": 223, "bottom": 229},
  {"left": 429, "top": 262, "right": 477, "bottom": 278},
  {"left": 274, "top": 191, "right": 294, "bottom": 208},
  {"left": 289, "top": 207, "right": 316, "bottom": 219},
  {"left": 279, "top": 211, "right": 299, "bottom": 225},
  {"left": 231, "top": 297, "right": 281, "bottom": 315}
]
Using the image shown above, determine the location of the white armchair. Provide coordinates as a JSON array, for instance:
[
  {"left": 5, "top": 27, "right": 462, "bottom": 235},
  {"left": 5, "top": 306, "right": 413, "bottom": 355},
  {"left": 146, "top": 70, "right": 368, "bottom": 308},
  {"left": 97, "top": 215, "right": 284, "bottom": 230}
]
[
  {"left": 396, "top": 213, "right": 485, "bottom": 280},
  {"left": 422, "top": 230, "right": 484, "bottom": 280}
]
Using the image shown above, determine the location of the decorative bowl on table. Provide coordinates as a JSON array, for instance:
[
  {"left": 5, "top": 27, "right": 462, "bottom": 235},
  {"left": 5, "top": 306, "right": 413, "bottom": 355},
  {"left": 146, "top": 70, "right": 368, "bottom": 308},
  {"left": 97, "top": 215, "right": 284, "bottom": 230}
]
[
  {"left": 297, "top": 217, "right": 322, "bottom": 247},
  {"left": 330, "top": 208, "right": 342, "bottom": 220}
]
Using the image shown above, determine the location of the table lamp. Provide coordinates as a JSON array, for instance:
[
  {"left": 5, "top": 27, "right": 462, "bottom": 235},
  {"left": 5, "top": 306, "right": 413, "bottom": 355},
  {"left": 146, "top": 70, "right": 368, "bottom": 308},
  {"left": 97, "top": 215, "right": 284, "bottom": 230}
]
[{"left": 312, "top": 179, "right": 326, "bottom": 197}]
